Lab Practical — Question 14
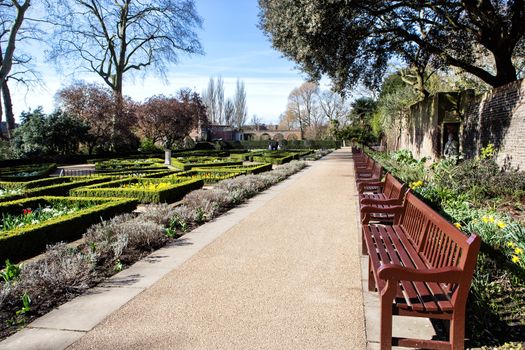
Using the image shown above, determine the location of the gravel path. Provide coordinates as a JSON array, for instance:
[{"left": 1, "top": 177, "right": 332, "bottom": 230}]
[{"left": 68, "top": 149, "right": 366, "bottom": 350}]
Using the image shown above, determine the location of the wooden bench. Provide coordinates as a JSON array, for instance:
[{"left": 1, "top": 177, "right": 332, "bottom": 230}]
[
  {"left": 359, "top": 173, "right": 408, "bottom": 254},
  {"left": 361, "top": 192, "right": 481, "bottom": 350},
  {"left": 355, "top": 161, "right": 382, "bottom": 184},
  {"left": 359, "top": 173, "right": 408, "bottom": 223}
]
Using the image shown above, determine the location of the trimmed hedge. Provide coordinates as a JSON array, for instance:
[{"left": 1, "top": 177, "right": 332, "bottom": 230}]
[
  {"left": 168, "top": 169, "right": 243, "bottom": 184},
  {"left": 212, "top": 163, "right": 273, "bottom": 174},
  {"left": 94, "top": 158, "right": 166, "bottom": 172},
  {"left": 0, "top": 177, "right": 113, "bottom": 203},
  {"left": 171, "top": 158, "right": 243, "bottom": 171},
  {"left": 70, "top": 177, "right": 204, "bottom": 203},
  {"left": 0, "top": 196, "right": 137, "bottom": 262},
  {"left": 0, "top": 163, "right": 57, "bottom": 181},
  {"left": 0, "top": 177, "right": 70, "bottom": 190},
  {"left": 252, "top": 153, "right": 295, "bottom": 165}
]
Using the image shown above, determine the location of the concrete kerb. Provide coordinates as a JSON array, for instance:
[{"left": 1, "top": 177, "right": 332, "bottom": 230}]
[{"left": 0, "top": 162, "right": 317, "bottom": 350}]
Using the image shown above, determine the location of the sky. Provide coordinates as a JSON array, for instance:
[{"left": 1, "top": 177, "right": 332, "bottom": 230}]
[{"left": 10, "top": 0, "right": 321, "bottom": 124}]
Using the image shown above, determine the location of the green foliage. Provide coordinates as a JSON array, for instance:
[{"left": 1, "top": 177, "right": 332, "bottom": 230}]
[
  {"left": 337, "top": 125, "right": 377, "bottom": 145},
  {"left": 1, "top": 260, "right": 21, "bottom": 282},
  {"left": 11, "top": 108, "right": 90, "bottom": 157},
  {"left": 138, "top": 138, "right": 162, "bottom": 153},
  {"left": 0, "top": 140, "right": 16, "bottom": 161},
  {"left": 480, "top": 143, "right": 496, "bottom": 160},
  {"left": 258, "top": 1, "right": 524, "bottom": 90}
]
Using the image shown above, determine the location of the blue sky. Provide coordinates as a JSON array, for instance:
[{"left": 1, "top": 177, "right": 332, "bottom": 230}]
[{"left": 11, "top": 0, "right": 316, "bottom": 124}]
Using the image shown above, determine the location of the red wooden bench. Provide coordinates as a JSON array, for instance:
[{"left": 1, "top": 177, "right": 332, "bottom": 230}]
[
  {"left": 362, "top": 192, "right": 481, "bottom": 350},
  {"left": 359, "top": 173, "right": 408, "bottom": 254},
  {"left": 355, "top": 161, "right": 382, "bottom": 183}
]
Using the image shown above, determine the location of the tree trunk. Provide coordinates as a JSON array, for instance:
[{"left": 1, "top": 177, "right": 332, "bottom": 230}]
[
  {"left": 2, "top": 79, "right": 15, "bottom": 139},
  {"left": 493, "top": 50, "right": 518, "bottom": 87}
]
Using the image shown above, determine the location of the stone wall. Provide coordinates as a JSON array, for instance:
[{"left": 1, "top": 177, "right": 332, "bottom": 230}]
[{"left": 391, "top": 79, "right": 525, "bottom": 168}]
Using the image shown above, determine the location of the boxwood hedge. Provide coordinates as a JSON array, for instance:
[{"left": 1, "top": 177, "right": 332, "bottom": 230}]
[{"left": 0, "top": 196, "right": 137, "bottom": 262}]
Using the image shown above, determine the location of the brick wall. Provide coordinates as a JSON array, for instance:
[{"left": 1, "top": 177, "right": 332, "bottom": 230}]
[{"left": 462, "top": 79, "right": 525, "bottom": 169}]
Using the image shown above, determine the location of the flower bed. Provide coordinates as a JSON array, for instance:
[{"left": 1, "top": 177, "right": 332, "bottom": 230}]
[
  {"left": 70, "top": 177, "right": 203, "bottom": 203},
  {"left": 0, "top": 196, "right": 137, "bottom": 262}
]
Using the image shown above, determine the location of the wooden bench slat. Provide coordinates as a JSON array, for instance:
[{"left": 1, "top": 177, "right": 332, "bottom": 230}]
[{"left": 391, "top": 227, "right": 454, "bottom": 312}]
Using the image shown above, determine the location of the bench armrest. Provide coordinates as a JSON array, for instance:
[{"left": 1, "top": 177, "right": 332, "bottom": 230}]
[
  {"left": 360, "top": 205, "right": 404, "bottom": 224},
  {"left": 360, "top": 198, "right": 402, "bottom": 205},
  {"left": 377, "top": 264, "right": 463, "bottom": 284},
  {"left": 358, "top": 181, "right": 383, "bottom": 193}
]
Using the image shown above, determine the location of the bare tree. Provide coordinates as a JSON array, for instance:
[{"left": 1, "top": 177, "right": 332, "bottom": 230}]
[
  {"left": 287, "top": 82, "right": 319, "bottom": 139},
  {"left": 216, "top": 76, "right": 224, "bottom": 124},
  {"left": 224, "top": 98, "right": 234, "bottom": 126},
  {"left": 0, "top": 0, "right": 31, "bottom": 138},
  {"left": 233, "top": 78, "right": 247, "bottom": 129},
  {"left": 317, "top": 90, "right": 349, "bottom": 126},
  {"left": 202, "top": 76, "right": 225, "bottom": 124},
  {"left": 251, "top": 114, "right": 261, "bottom": 130},
  {"left": 46, "top": 0, "right": 203, "bottom": 104},
  {"left": 202, "top": 77, "right": 216, "bottom": 123}
]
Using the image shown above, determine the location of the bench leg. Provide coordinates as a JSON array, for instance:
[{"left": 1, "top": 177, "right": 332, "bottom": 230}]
[
  {"left": 450, "top": 310, "right": 465, "bottom": 350},
  {"left": 362, "top": 231, "right": 368, "bottom": 255},
  {"left": 368, "top": 258, "right": 376, "bottom": 291},
  {"left": 380, "top": 280, "right": 397, "bottom": 350}
]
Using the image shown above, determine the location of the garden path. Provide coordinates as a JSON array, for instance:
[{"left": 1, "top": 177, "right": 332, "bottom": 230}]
[
  {"left": 65, "top": 148, "right": 366, "bottom": 349},
  {"left": 69, "top": 149, "right": 366, "bottom": 349}
]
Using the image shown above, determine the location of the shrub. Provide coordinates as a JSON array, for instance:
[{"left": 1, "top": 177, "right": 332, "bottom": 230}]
[
  {"left": 139, "top": 203, "right": 177, "bottom": 227},
  {"left": 84, "top": 214, "right": 167, "bottom": 267}
]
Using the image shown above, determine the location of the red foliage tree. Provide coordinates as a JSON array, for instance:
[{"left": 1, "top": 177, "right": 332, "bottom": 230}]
[
  {"left": 137, "top": 90, "right": 207, "bottom": 150},
  {"left": 56, "top": 81, "right": 137, "bottom": 154}
]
